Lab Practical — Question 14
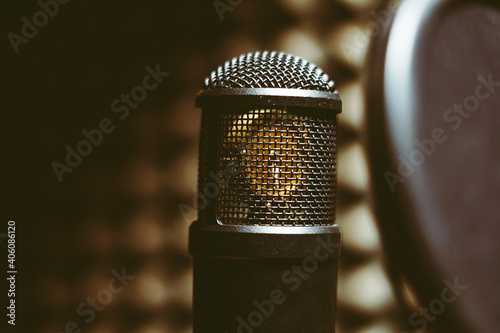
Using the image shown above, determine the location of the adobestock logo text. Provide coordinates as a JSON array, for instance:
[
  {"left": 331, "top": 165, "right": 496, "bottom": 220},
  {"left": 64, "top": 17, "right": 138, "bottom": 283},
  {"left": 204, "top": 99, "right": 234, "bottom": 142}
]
[
  {"left": 7, "top": 0, "right": 72, "bottom": 54},
  {"left": 51, "top": 64, "right": 169, "bottom": 183}
]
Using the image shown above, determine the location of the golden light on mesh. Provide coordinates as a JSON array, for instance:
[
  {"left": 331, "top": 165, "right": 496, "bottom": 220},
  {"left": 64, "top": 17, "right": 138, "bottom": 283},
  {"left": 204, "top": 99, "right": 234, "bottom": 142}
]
[{"left": 224, "top": 108, "right": 309, "bottom": 209}]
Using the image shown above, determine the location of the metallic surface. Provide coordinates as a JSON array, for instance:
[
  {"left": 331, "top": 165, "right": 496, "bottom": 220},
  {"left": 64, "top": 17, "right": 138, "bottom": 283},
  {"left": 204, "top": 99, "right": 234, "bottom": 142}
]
[
  {"left": 203, "top": 51, "right": 336, "bottom": 92},
  {"left": 189, "top": 223, "right": 341, "bottom": 258},
  {"left": 193, "top": 256, "right": 338, "bottom": 333},
  {"left": 196, "top": 88, "right": 342, "bottom": 109},
  {"left": 215, "top": 107, "right": 337, "bottom": 226}
]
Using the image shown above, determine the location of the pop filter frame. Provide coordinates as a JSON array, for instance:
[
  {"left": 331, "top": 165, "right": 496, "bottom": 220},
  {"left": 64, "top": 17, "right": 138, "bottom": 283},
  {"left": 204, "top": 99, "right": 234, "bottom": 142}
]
[{"left": 366, "top": 0, "right": 500, "bottom": 332}]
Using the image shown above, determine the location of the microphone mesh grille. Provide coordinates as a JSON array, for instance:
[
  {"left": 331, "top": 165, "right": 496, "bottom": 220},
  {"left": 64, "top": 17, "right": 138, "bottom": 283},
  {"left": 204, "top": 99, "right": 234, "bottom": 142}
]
[
  {"left": 204, "top": 51, "right": 335, "bottom": 92},
  {"left": 198, "top": 107, "right": 337, "bottom": 226}
]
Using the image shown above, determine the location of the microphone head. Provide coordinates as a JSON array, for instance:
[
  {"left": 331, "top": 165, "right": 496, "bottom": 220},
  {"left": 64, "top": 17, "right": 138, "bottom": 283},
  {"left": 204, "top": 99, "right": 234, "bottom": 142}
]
[
  {"left": 203, "top": 50, "right": 336, "bottom": 91},
  {"left": 196, "top": 51, "right": 342, "bottom": 227}
]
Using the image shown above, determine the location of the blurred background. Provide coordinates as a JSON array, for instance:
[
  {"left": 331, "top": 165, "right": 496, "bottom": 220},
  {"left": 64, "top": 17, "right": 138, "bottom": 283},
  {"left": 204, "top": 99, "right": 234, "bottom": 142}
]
[{"left": 2, "top": 0, "right": 423, "bottom": 332}]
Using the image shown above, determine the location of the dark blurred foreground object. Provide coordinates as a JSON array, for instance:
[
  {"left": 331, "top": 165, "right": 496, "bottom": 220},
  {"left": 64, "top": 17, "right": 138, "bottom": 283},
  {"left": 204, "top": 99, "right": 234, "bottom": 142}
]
[
  {"left": 189, "top": 51, "right": 342, "bottom": 332},
  {"left": 367, "top": 0, "right": 500, "bottom": 332}
]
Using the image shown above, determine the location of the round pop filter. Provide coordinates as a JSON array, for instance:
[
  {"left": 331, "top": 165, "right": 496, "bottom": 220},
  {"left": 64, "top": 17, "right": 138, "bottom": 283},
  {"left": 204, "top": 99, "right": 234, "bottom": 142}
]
[{"left": 366, "top": 0, "right": 500, "bottom": 332}]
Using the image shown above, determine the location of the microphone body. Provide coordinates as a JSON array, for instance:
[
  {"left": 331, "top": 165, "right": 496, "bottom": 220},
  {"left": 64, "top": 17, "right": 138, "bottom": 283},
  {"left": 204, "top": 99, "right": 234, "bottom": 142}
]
[{"left": 189, "top": 51, "right": 342, "bottom": 333}]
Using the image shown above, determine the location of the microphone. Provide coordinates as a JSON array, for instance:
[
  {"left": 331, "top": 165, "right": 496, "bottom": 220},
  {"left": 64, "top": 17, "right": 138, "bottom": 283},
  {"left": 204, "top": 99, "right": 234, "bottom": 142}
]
[{"left": 189, "top": 51, "right": 342, "bottom": 333}]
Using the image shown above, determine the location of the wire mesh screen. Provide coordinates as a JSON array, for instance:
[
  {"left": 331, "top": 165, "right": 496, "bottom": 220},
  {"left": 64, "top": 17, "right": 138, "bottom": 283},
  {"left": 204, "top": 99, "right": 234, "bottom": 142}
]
[
  {"left": 197, "top": 107, "right": 337, "bottom": 226},
  {"left": 203, "top": 51, "right": 336, "bottom": 92}
]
